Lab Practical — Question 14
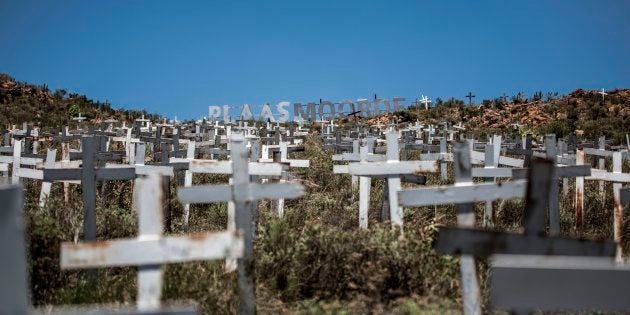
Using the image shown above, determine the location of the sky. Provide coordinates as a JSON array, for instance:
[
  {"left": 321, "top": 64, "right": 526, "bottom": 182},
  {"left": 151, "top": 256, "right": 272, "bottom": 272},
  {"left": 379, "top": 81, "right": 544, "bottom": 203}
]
[{"left": 1, "top": 0, "right": 629, "bottom": 120}]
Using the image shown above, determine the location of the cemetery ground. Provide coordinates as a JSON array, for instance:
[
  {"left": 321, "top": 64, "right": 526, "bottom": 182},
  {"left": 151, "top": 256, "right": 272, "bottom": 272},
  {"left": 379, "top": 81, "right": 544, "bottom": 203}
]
[{"left": 22, "top": 135, "right": 630, "bottom": 314}]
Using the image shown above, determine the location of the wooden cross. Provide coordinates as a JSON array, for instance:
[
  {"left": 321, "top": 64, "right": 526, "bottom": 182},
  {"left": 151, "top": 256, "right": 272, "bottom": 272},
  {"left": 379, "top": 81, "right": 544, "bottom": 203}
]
[
  {"left": 465, "top": 91, "right": 475, "bottom": 105},
  {"left": 61, "top": 172, "right": 238, "bottom": 312},
  {"left": 1, "top": 180, "right": 198, "bottom": 314},
  {"left": 261, "top": 141, "right": 309, "bottom": 216},
  {"left": 177, "top": 133, "right": 305, "bottom": 315},
  {"left": 342, "top": 132, "right": 439, "bottom": 230},
  {"left": 1, "top": 139, "right": 44, "bottom": 185},
  {"left": 598, "top": 87, "right": 608, "bottom": 101},
  {"left": 72, "top": 112, "right": 86, "bottom": 130},
  {"left": 421, "top": 95, "right": 431, "bottom": 110},
  {"left": 585, "top": 150, "right": 630, "bottom": 262},
  {"left": 435, "top": 158, "right": 614, "bottom": 258},
  {"left": 171, "top": 140, "right": 286, "bottom": 229},
  {"left": 399, "top": 144, "right": 614, "bottom": 315},
  {"left": 43, "top": 136, "right": 137, "bottom": 241}
]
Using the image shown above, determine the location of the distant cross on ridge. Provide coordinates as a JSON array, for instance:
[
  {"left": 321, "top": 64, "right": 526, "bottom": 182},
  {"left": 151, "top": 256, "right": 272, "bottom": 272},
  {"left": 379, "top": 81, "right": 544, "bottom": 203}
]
[
  {"left": 500, "top": 93, "right": 508, "bottom": 103},
  {"left": 421, "top": 95, "right": 431, "bottom": 110},
  {"left": 466, "top": 92, "right": 476, "bottom": 105},
  {"left": 598, "top": 88, "right": 608, "bottom": 101}
]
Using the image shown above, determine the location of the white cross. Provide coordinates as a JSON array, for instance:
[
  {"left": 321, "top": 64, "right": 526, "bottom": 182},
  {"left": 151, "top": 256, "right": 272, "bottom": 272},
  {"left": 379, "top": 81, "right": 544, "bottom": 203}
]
[
  {"left": 598, "top": 88, "right": 608, "bottom": 101},
  {"left": 176, "top": 133, "right": 305, "bottom": 314},
  {"left": 421, "top": 95, "right": 431, "bottom": 110},
  {"left": 61, "top": 172, "right": 244, "bottom": 311},
  {"left": 340, "top": 132, "right": 439, "bottom": 230},
  {"left": 170, "top": 140, "right": 286, "bottom": 229},
  {"left": 398, "top": 142, "right": 529, "bottom": 315}
]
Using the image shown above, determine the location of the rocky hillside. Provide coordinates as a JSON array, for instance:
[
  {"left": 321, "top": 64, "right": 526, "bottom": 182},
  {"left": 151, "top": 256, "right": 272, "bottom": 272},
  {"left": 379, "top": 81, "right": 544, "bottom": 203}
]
[
  {"left": 0, "top": 73, "right": 160, "bottom": 128},
  {"left": 370, "top": 88, "right": 630, "bottom": 143}
]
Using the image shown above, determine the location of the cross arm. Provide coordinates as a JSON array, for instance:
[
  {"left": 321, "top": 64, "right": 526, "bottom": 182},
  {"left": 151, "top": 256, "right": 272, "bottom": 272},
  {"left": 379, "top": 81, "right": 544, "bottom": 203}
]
[
  {"left": 31, "top": 305, "right": 198, "bottom": 315},
  {"left": 43, "top": 168, "right": 82, "bottom": 181},
  {"left": 95, "top": 167, "right": 137, "bottom": 181},
  {"left": 347, "top": 160, "right": 439, "bottom": 176},
  {"left": 512, "top": 165, "right": 591, "bottom": 179},
  {"left": 177, "top": 182, "right": 304, "bottom": 204},
  {"left": 399, "top": 180, "right": 526, "bottom": 206},
  {"left": 436, "top": 226, "right": 616, "bottom": 257},
  {"left": 187, "top": 160, "right": 286, "bottom": 176},
  {"left": 61, "top": 230, "right": 243, "bottom": 269},
  {"left": 586, "top": 169, "right": 630, "bottom": 183}
]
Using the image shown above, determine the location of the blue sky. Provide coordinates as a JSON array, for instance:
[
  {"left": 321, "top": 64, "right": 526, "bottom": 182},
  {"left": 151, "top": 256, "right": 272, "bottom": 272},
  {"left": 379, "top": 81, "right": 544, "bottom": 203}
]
[{"left": 1, "top": 0, "right": 629, "bottom": 120}]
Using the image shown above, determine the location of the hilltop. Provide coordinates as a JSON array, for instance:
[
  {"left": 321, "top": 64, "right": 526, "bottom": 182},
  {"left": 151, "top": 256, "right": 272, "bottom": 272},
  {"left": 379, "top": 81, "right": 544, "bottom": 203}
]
[
  {"left": 2, "top": 73, "right": 628, "bottom": 142},
  {"left": 0, "top": 73, "right": 161, "bottom": 128},
  {"left": 380, "top": 88, "right": 629, "bottom": 142}
]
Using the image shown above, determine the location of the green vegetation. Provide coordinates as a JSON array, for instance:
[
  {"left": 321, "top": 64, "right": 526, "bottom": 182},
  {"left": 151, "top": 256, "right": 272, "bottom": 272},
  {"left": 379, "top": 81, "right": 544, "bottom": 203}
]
[
  {"left": 22, "top": 135, "right": 630, "bottom": 314},
  {"left": 0, "top": 73, "right": 161, "bottom": 128},
  {"left": 3, "top": 74, "right": 629, "bottom": 313}
]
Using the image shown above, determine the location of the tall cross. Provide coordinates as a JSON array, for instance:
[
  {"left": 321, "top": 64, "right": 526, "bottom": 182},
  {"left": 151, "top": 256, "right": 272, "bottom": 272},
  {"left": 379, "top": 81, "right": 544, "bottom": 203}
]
[
  {"left": 598, "top": 88, "right": 608, "bottom": 101},
  {"left": 176, "top": 133, "right": 305, "bottom": 315},
  {"left": 466, "top": 92, "right": 476, "bottom": 105}
]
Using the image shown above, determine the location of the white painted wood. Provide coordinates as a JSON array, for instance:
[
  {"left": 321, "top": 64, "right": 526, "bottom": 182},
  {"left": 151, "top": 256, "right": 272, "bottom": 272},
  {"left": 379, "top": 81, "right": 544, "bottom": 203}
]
[
  {"left": 61, "top": 231, "right": 244, "bottom": 268},
  {"left": 347, "top": 160, "right": 438, "bottom": 175},
  {"left": 61, "top": 172, "right": 244, "bottom": 312},
  {"left": 399, "top": 180, "right": 527, "bottom": 206}
]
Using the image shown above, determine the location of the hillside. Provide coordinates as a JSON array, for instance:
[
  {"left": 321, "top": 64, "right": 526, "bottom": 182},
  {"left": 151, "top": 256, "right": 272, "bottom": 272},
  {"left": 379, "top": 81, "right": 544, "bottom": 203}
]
[
  {"left": 2, "top": 73, "right": 628, "bottom": 143},
  {"left": 0, "top": 73, "right": 161, "bottom": 128},
  {"left": 384, "top": 88, "right": 630, "bottom": 143}
]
